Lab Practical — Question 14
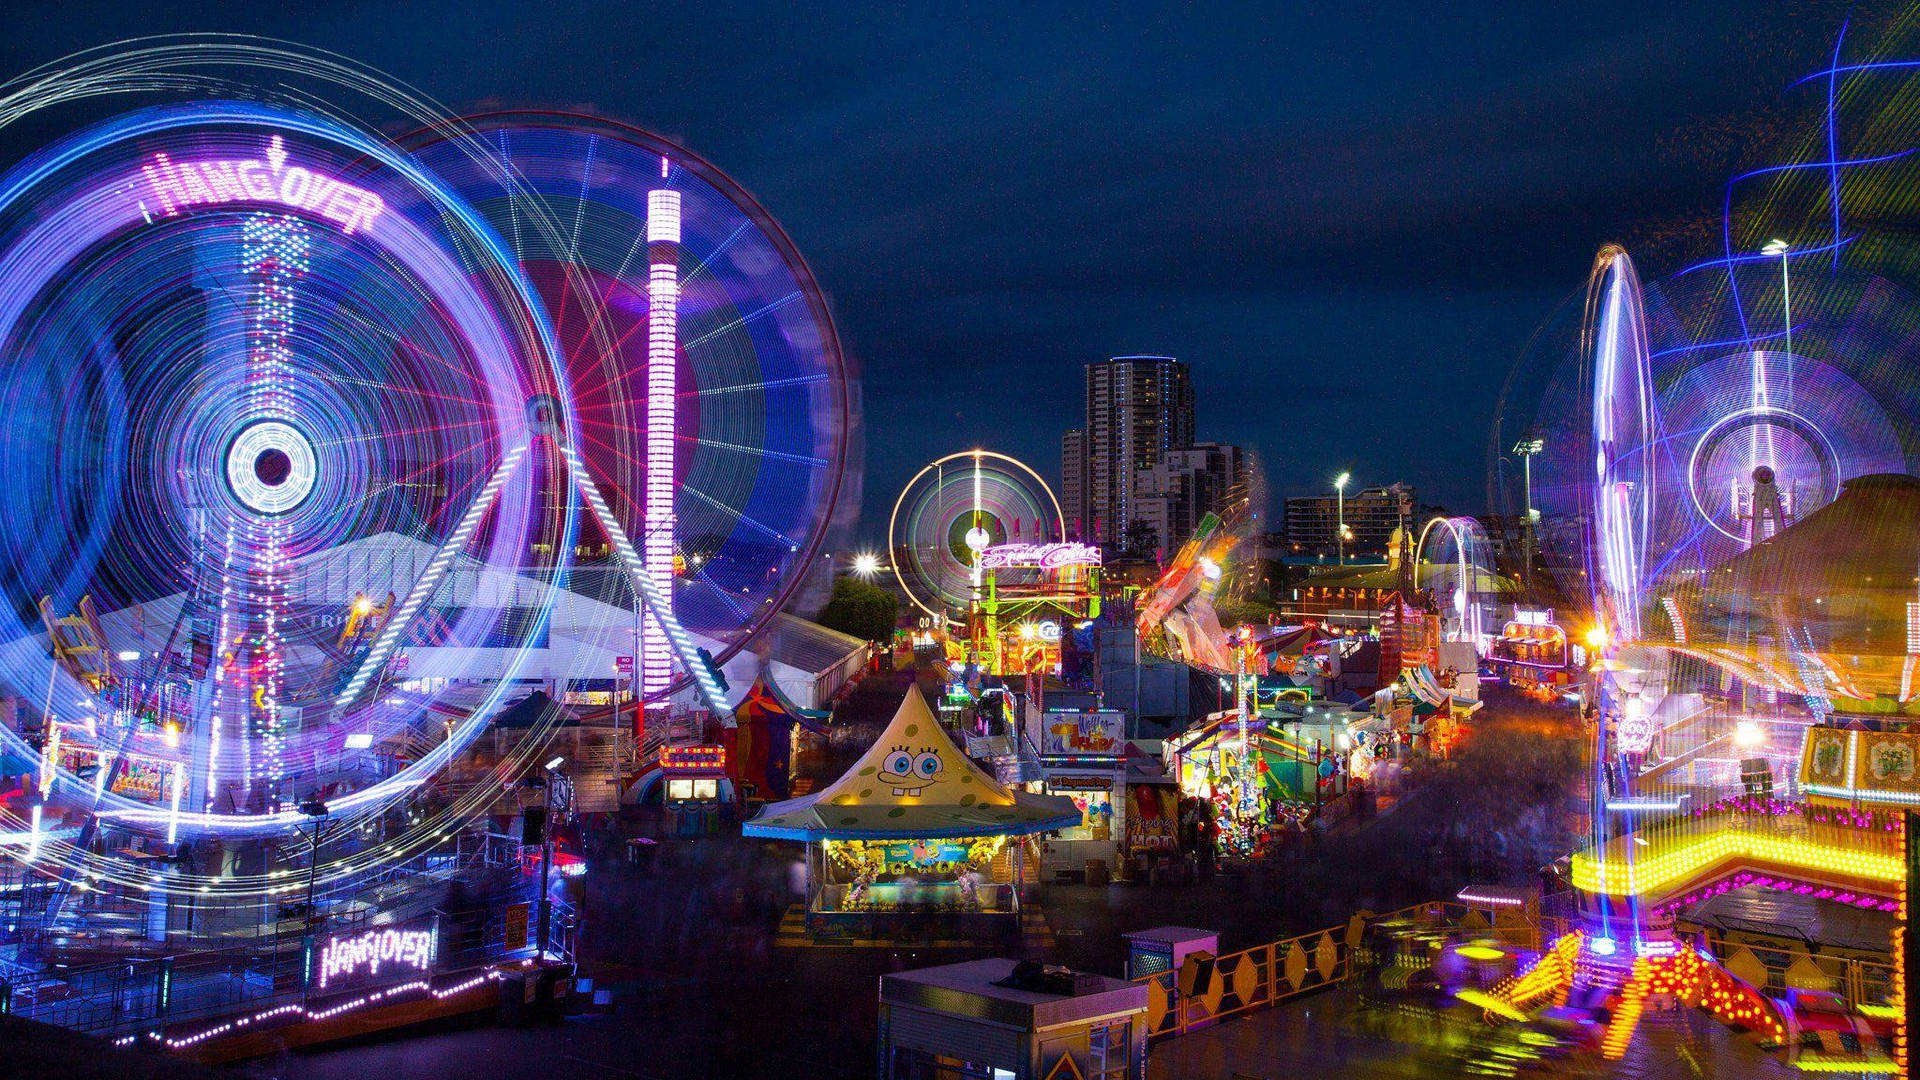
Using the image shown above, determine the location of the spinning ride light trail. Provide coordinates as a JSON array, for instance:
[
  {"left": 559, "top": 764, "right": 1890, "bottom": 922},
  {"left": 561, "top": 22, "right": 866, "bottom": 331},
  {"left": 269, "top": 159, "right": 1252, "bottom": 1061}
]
[
  {"left": 1587, "top": 246, "right": 1657, "bottom": 647},
  {"left": 0, "top": 56, "right": 580, "bottom": 906},
  {"left": 0, "top": 38, "right": 861, "bottom": 925},
  {"left": 1581, "top": 244, "right": 1662, "bottom": 954},
  {"left": 0, "top": 106, "right": 572, "bottom": 850},
  {"left": 404, "top": 115, "right": 853, "bottom": 703},
  {"left": 888, "top": 451, "right": 1064, "bottom": 623},
  {"left": 1412, "top": 516, "right": 1498, "bottom": 650},
  {"left": 0, "top": 39, "right": 856, "bottom": 917}
]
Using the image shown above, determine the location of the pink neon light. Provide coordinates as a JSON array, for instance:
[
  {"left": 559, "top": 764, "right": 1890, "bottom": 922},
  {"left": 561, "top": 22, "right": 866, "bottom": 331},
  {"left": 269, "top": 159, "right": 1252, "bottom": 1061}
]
[
  {"left": 120, "top": 969, "right": 506, "bottom": 1050},
  {"left": 979, "top": 541, "right": 1100, "bottom": 570},
  {"left": 642, "top": 187, "right": 680, "bottom": 700},
  {"left": 141, "top": 136, "right": 385, "bottom": 234},
  {"left": 316, "top": 926, "right": 436, "bottom": 988}
]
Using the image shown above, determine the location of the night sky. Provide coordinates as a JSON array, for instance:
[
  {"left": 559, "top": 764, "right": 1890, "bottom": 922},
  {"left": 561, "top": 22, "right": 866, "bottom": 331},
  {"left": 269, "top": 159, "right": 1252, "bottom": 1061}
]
[{"left": 0, "top": 2, "right": 1880, "bottom": 541}]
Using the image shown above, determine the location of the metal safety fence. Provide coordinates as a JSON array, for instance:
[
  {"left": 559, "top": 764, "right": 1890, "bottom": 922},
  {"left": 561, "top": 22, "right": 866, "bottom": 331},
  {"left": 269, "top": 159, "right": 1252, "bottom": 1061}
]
[{"left": 1137, "top": 900, "right": 1569, "bottom": 1040}]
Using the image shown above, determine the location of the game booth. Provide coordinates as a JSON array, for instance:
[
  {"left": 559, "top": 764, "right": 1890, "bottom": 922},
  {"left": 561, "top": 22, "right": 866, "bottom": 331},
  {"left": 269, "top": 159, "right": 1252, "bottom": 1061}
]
[
  {"left": 1163, "top": 710, "right": 1345, "bottom": 859},
  {"left": 1027, "top": 708, "right": 1127, "bottom": 884},
  {"left": 743, "top": 687, "right": 1079, "bottom": 941}
]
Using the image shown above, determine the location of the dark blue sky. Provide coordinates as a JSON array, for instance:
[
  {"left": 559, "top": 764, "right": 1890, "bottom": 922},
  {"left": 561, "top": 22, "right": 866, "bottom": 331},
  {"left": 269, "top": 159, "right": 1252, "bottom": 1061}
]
[{"left": 0, "top": 1, "right": 1875, "bottom": 542}]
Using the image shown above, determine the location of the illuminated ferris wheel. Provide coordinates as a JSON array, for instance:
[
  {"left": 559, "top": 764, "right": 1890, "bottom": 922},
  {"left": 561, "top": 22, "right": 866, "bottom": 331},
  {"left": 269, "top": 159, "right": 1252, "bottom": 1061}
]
[
  {"left": 406, "top": 114, "right": 854, "bottom": 702},
  {"left": 888, "top": 451, "right": 1065, "bottom": 620},
  {"left": 0, "top": 43, "right": 780, "bottom": 904}
]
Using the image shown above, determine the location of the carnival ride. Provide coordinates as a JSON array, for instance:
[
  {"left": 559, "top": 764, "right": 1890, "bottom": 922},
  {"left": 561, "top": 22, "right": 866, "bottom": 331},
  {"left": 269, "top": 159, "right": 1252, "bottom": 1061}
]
[
  {"left": 1135, "top": 511, "right": 1239, "bottom": 673},
  {"left": 0, "top": 40, "right": 850, "bottom": 919},
  {"left": 1471, "top": 31, "right": 1920, "bottom": 1066},
  {"left": 406, "top": 114, "right": 853, "bottom": 704},
  {"left": 1410, "top": 515, "right": 1501, "bottom": 655},
  {"left": 887, "top": 451, "right": 1095, "bottom": 674}
]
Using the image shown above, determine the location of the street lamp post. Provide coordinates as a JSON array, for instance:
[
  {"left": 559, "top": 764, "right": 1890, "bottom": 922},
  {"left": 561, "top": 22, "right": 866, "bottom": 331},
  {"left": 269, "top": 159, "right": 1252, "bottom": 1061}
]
[
  {"left": 536, "top": 756, "right": 564, "bottom": 958},
  {"left": 1334, "top": 472, "right": 1351, "bottom": 566}
]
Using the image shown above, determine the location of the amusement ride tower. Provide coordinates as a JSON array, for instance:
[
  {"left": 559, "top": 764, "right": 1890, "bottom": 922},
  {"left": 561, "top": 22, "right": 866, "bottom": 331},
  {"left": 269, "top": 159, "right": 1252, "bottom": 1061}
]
[{"left": 643, "top": 171, "right": 680, "bottom": 705}]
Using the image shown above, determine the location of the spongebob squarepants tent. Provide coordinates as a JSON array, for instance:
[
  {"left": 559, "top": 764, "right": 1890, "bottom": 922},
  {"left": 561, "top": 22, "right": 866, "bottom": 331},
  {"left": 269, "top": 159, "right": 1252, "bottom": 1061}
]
[{"left": 744, "top": 686, "right": 1078, "bottom": 929}]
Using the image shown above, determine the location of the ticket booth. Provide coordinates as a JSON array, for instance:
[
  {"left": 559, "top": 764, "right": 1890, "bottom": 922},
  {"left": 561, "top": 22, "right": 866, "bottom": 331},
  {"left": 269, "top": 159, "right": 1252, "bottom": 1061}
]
[{"left": 661, "top": 745, "right": 728, "bottom": 836}]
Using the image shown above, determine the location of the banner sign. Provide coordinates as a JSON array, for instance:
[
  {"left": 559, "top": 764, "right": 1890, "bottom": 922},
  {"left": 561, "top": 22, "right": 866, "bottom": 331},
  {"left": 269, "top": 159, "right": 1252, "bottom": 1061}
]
[{"left": 1039, "top": 709, "right": 1124, "bottom": 756}]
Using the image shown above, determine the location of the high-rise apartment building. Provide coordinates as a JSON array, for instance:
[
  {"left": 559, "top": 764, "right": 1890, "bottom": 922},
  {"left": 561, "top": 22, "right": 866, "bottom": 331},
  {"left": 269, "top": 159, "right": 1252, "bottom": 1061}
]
[
  {"left": 1082, "top": 355, "right": 1194, "bottom": 544},
  {"left": 1061, "top": 428, "right": 1089, "bottom": 539},
  {"left": 1284, "top": 483, "right": 1415, "bottom": 557},
  {"left": 1133, "top": 442, "right": 1248, "bottom": 557}
]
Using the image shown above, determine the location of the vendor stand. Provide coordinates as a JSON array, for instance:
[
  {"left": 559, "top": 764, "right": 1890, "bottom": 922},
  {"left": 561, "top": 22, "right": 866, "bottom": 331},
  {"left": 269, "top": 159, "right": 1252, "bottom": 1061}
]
[
  {"left": 1027, "top": 708, "right": 1127, "bottom": 884},
  {"left": 744, "top": 687, "right": 1079, "bottom": 942},
  {"left": 1163, "top": 713, "right": 1321, "bottom": 861},
  {"left": 1122, "top": 744, "right": 1181, "bottom": 879},
  {"left": 659, "top": 745, "right": 728, "bottom": 836}
]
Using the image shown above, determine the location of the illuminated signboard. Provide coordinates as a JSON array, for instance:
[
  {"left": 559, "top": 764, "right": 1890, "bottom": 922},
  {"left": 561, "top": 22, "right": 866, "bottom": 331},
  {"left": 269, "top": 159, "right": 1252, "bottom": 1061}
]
[
  {"left": 660, "top": 745, "right": 726, "bottom": 772},
  {"left": 313, "top": 920, "right": 436, "bottom": 991},
  {"left": 142, "top": 135, "right": 386, "bottom": 234},
  {"left": 1039, "top": 709, "right": 1124, "bottom": 757},
  {"left": 979, "top": 542, "right": 1101, "bottom": 570}
]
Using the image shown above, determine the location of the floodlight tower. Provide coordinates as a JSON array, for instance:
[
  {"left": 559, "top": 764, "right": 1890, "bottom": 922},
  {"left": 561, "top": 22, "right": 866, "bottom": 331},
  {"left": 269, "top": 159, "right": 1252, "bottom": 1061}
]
[
  {"left": 643, "top": 164, "right": 680, "bottom": 704},
  {"left": 1334, "top": 471, "right": 1351, "bottom": 565},
  {"left": 1513, "top": 437, "right": 1544, "bottom": 587}
]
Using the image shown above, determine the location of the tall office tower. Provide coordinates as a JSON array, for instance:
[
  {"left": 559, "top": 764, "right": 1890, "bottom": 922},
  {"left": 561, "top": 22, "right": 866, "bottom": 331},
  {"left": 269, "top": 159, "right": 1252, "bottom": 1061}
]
[
  {"left": 1061, "top": 428, "right": 1089, "bottom": 539},
  {"left": 1083, "top": 355, "right": 1193, "bottom": 545},
  {"left": 643, "top": 182, "right": 680, "bottom": 702}
]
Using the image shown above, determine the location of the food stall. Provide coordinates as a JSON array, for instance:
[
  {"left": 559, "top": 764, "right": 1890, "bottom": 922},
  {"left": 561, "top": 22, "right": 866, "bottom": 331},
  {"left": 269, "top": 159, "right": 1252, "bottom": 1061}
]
[{"left": 744, "top": 687, "right": 1079, "bottom": 941}]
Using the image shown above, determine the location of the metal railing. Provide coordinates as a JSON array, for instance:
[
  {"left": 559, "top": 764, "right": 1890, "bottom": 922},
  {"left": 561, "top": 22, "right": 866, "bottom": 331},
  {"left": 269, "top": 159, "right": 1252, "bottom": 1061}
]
[
  {"left": 1137, "top": 900, "right": 1569, "bottom": 1040},
  {"left": 1692, "top": 935, "right": 1899, "bottom": 1012},
  {"left": 0, "top": 896, "right": 565, "bottom": 1042}
]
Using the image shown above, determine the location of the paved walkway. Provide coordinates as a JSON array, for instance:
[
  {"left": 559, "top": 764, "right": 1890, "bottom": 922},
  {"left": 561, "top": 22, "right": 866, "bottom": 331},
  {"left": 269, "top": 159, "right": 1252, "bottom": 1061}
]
[{"left": 1147, "top": 987, "right": 1796, "bottom": 1080}]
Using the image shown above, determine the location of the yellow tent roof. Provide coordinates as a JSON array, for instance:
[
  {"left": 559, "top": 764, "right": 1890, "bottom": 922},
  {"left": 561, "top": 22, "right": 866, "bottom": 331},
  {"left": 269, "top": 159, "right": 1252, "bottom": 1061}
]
[{"left": 743, "top": 685, "right": 1081, "bottom": 840}]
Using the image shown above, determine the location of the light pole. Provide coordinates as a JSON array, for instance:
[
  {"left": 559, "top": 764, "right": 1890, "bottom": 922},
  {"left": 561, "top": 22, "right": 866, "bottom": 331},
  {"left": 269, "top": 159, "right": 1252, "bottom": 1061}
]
[
  {"left": 296, "top": 798, "right": 328, "bottom": 927},
  {"left": 1512, "top": 438, "right": 1544, "bottom": 587},
  {"left": 536, "top": 756, "right": 564, "bottom": 958},
  {"left": 1762, "top": 238, "right": 1791, "bottom": 361},
  {"left": 1333, "top": 472, "right": 1351, "bottom": 566}
]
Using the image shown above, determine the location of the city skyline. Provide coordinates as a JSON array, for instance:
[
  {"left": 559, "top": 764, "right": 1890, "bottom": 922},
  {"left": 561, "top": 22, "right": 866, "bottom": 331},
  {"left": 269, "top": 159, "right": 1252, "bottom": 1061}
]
[
  {"left": 0, "top": 2, "right": 1856, "bottom": 547},
  {"left": 0, "top": 10, "right": 1913, "bottom": 1079}
]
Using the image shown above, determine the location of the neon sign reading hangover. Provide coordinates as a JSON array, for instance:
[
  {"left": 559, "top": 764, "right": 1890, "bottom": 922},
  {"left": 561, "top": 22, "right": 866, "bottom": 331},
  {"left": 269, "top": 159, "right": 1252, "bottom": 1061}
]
[
  {"left": 141, "top": 135, "right": 385, "bottom": 234},
  {"left": 315, "top": 924, "right": 436, "bottom": 989}
]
